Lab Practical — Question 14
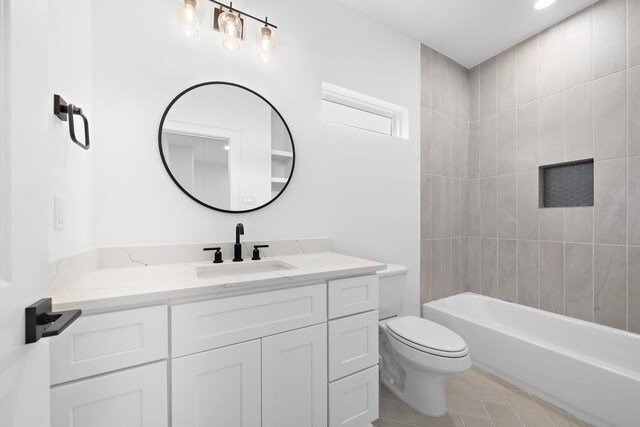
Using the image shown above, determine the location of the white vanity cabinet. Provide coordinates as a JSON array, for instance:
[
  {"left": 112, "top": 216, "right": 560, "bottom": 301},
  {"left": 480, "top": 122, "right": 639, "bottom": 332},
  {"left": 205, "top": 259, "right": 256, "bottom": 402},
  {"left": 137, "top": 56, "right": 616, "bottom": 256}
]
[{"left": 50, "top": 273, "right": 381, "bottom": 427}]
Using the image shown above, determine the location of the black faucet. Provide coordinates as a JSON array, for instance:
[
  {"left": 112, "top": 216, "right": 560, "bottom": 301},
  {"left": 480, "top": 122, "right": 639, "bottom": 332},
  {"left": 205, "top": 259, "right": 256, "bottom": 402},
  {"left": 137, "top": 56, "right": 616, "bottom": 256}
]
[{"left": 233, "top": 223, "right": 244, "bottom": 262}]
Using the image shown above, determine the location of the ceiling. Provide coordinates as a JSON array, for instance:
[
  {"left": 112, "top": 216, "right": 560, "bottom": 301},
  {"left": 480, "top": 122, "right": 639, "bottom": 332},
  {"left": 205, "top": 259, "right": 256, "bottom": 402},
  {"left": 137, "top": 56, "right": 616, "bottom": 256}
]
[{"left": 338, "top": 0, "right": 598, "bottom": 68}]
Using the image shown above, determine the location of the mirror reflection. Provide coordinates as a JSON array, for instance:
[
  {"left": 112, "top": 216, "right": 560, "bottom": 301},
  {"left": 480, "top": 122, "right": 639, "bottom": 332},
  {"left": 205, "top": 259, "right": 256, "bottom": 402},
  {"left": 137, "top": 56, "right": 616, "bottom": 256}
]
[{"left": 159, "top": 82, "right": 294, "bottom": 213}]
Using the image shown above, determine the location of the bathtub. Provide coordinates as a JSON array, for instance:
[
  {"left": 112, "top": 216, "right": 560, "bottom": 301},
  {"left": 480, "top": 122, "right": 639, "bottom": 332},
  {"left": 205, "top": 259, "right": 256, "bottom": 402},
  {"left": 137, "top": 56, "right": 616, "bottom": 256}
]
[{"left": 422, "top": 293, "right": 640, "bottom": 427}]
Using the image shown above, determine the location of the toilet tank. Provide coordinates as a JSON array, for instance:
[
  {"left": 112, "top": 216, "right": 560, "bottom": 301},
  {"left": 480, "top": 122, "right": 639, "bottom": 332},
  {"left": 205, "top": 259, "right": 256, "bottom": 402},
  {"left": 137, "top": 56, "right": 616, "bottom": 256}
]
[{"left": 376, "top": 264, "right": 408, "bottom": 320}]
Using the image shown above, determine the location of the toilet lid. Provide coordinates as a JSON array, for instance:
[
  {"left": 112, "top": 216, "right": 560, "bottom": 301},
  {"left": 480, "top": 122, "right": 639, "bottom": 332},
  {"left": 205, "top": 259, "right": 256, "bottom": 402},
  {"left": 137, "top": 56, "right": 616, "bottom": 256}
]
[{"left": 386, "top": 316, "right": 467, "bottom": 354}]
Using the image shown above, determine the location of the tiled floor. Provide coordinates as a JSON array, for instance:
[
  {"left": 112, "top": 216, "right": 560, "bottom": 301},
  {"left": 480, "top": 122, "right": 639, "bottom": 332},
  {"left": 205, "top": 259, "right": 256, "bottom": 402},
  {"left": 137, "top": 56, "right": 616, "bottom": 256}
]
[{"left": 374, "top": 366, "right": 593, "bottom": 427}]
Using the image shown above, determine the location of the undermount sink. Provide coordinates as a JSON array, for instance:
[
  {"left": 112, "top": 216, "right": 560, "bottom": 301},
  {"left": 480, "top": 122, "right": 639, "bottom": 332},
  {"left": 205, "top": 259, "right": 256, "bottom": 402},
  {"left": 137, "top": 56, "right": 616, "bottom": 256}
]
[{"left": 196, "top": 259, "right": 297, "bottom": 280}]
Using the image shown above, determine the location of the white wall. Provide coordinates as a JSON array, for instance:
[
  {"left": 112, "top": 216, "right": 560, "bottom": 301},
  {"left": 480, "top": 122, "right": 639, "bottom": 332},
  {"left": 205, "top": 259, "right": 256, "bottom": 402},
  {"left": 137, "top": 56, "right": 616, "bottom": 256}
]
[
  {"left": 87, "top": 0, "right": 421, "bottom": 314},
  {"left": 48, "top": 0, "right": 93, "bottom": 258}
]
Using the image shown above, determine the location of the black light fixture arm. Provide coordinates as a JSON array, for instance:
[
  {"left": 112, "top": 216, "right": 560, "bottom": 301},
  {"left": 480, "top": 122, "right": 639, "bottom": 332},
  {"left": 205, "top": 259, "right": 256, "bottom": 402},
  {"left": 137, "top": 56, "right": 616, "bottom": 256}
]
[{"left": 208, "top": 0, "right": 277, "bottom": 28}]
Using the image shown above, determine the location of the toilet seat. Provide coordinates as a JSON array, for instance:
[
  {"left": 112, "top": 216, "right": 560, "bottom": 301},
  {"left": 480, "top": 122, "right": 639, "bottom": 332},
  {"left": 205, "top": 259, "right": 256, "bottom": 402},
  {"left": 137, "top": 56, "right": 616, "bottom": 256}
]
[{"left": 386, "top": 316, "right": 468, "bottom": 358}]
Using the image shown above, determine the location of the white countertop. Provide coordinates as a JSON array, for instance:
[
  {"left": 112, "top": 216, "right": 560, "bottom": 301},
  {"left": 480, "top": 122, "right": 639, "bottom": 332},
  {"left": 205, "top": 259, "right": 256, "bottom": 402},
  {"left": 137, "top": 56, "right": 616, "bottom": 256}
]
[{"left": 51, "top": 252, "right": 385, "bottom": 312}]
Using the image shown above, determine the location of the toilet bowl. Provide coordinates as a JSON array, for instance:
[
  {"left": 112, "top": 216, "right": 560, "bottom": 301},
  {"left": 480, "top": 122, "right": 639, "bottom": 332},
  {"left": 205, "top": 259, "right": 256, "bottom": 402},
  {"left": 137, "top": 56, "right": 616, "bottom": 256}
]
[{"left": 377, "top": 265, "right": 471, "bottom": 417}]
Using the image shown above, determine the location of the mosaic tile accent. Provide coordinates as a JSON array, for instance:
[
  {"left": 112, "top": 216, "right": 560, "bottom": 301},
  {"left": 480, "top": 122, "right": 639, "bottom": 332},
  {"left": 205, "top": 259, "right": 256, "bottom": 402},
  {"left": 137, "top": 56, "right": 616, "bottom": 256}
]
[{"left": 540, "top": 159, "right": 594, "bottom": 208}]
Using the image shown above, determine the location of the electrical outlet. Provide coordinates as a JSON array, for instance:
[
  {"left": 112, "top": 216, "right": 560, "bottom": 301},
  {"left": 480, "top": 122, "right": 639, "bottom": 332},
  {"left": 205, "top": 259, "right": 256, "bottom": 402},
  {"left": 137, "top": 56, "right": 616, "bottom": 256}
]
[{"left": 53, "top": 196, "right": 65, "bottom": 231}]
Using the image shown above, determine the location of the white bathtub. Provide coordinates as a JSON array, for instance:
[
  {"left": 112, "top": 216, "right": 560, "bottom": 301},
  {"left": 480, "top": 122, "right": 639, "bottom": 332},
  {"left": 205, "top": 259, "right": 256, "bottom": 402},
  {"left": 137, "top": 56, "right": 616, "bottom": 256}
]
[{"left": 422, "top": 293, "right": 640, "bottom": 427}]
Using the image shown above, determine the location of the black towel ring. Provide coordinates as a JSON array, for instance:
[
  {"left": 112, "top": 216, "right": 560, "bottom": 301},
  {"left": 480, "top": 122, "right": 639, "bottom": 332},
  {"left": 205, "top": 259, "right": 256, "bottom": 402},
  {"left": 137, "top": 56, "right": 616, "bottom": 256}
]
[{"left": 54, "top": 94, "right": 90, "bottom": 150}]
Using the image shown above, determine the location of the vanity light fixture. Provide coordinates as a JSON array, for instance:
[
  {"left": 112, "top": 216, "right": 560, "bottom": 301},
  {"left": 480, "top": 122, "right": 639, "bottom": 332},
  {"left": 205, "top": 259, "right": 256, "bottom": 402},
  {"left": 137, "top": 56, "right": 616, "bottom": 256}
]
[
  {"left": 177, "top": 0, "right": 201, "bottom": 37},
  {"left": 257, "top": 23, "right": 275, "bottom": 62},
  {"left": 178, "top": 0, "right": 278, "bottom": 60},
  {"left": 534, "top": 0, "right": 556, "bottom": 10},
  {"left": 217, "top": 6, "right": 243, "bottom": 51}
]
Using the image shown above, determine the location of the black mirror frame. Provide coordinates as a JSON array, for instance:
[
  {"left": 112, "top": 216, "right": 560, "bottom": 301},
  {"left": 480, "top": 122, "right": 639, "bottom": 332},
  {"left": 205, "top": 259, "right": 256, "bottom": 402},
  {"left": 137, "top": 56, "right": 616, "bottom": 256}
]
[{"left": 158, "top": 81, "right": 295, "bottom": 214}]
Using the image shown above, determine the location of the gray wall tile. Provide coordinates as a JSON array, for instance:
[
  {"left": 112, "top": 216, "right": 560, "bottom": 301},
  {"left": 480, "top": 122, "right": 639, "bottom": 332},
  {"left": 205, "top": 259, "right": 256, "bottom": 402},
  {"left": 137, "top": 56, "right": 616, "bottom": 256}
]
[
  {"left": 594, "top": 244, "right": 626, "bottom": 329},
  {"left": 452, "top": 179, "right": 462, "bottom": 238},
  {"left": 444, "top": 58, "right": 452, "bottom": 100},
  {"left": 442, "top": 238, "right": 453, "bottom": 297},
  {"left": 421, "top": 174, "right": 432, "bottom": 239},
  {"left": 431, "top": 112, "right": 443, "bottom": 175},
  {"left": 594, "top": 70, "right": 627, "bottom": 160},
  {"left": 517, "top": 102, "right": 539, "bottom": 172},
  {"left": 565, "top": 243, "right": 594, "bottom": 321},
  {"left": 593, "top": 0, "right": 626, "bottom": 79},
  {"left": 461, "top": 238, "right": 469, "bottom": 292},
  {"left": 432, "top": 50, "right": 445, "bottom": 113},
  {"left": 539, "top": 23, "right": 565, "bottom": 98},
  {"left": 564, "top": 83, "right": 593, "bottom": 161},
  {"left": 629, "top": 0, "right": 640, "bottom": 67},
  {"left": 628, "top": 156, "right": 640, "bottom": 245},
  {"left": 442, "top": 116, "right": 453, "bottom": 177},
  {"left": 421, "top": 108, "right": 432, "bottom": 174},
  {"left": 481, "top": 238, "right": 498, "bottom": 297},
  {"left": 565, "top": 207, "right": 593, "bottom": 243},
  {"left": 497, "top": 46, "right": 517, "bottom": 112},
  {"left": 467, "top": 179, "right": 480, "bottom": 237},
  {"left": 452, "top": 119, "right": 461, "bottom": 178},
  {"left": 518, "top": 240, "right": 540, "bottom": 308},
  {"left": 420, "top": 239, "right": 431, "bottom": 304},
  {"left": 498, "top": 175, "right": 518, "bottom": 239},
  {"left": 470, "top": 66, "right": 480, "bottom": 122},
  {"left": 467, "top": 238, "right": 481, "bottom": 293},
  {"left": 461, "top": 123, "right": 469, "bottom": 180},
  {"left": 539, "top": 93, "right": 564, "bottom": 165},
  {"left": 443, "top": 58, "right": 453, "bottom": 116},
  {"left": 540, "top": 208, "right": 564, "bottom": 242},
  {"left": 420, "top": 44, "right": 433, "bottom": 108},
  {"left": 461, "top": 180, "right": 469, "bottom": 237},
  {"left": 442, "top": 177, "right": 452, "bottom": 238},
  {"left": 497, "top": 109, "right": 517, "bottom": 175},
  {"left": 452, "top": 238, "right": 462, "bottom": 294},
  {"left": 498, "top": 239, "right": 517, "bottom": 302},
  {"left": 629, "top": 66, "right": 640, "bottom": 156},
  {"left": 540, "top": 241, "right": 564, "bottom": 314},
  {"left": 431, "top": 239, "right": 443, "bottom": 300},
  {"left": 461, "top": 68, "right": 470, "bottom": 122},
  {"left": 480, "top": 115, "right": 497, "bottom": 177},
  {"left": 628, "top": 246, "right": 640, "bottom": 333},
  {"left": 518, "top": 172, "right": 539, "bottom": 240},
  {"left": 517, "top": 36, "right": 539, "bottom": 105},
  {"left": 432, "top": 175, "right": 442, "bottom": 238},
  {"left": 594, "top": 159, "right": 627, "bottom": 244},
  {"left": 480, "top": 57, "right": 497, "bottom": 118},
  {"left": 481, "top": 177, "right": 498, "bottom": 238},
  {"left": 564, "top": 6, "right": 593, "bottom": 89},
  {"left": 468, "top": 121, "right": 480, "bottom": 179}
]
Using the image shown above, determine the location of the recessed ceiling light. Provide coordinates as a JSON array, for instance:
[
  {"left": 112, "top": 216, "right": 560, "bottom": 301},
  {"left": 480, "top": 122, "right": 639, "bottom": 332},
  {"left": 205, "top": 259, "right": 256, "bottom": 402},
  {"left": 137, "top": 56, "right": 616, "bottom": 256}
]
[{"left": 535, "top": 0, "right": 556, "bottom": 10}]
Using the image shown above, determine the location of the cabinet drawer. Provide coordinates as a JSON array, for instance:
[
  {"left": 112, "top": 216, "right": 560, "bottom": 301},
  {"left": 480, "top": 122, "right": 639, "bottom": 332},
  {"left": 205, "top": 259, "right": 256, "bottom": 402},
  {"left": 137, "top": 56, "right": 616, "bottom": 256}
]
[
  {"left": 50, "top": 305, "right": 168, "bottom": 385},
  {"left": 328, "top": 275, "right": 378, "bottom": 319},
  {"left": 329, "top": 310, "right": 379, "bottom": 381},
  {"left": 172, "top": 283, "right": 327, "bottom": 357},
  {"left": 51, "top": 361, "right": 168, "bottom": 427},
  {"left": 329, "top": 366, "right": 379, "bottom": 427}
]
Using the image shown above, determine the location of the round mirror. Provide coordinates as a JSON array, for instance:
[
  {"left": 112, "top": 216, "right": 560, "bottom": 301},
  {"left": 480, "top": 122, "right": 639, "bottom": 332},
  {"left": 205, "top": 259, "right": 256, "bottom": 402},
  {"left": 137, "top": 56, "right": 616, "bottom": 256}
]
[{"left": 158, "top": 82, "right": 295, "bottom": 213}]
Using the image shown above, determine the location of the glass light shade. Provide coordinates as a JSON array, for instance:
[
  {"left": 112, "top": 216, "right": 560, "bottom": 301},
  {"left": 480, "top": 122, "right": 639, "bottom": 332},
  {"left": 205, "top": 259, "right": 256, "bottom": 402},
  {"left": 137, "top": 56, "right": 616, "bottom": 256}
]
[
  {"left": 177, "top": 0, "right": 201, "bottom": 37},
  {"left": 218, "top": 10, "right": 243, "bottom": 51},
  {"left": 257, "top": 26, "right": 275, "bottom": 62}
]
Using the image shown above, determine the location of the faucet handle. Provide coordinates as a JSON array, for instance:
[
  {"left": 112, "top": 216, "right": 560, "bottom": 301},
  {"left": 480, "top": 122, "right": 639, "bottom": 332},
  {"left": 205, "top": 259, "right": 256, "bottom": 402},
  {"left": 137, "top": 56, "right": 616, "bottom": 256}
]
[
  {"left": 203, "top": 247, "right": 223, "bottom": 263},
  {"left": 252, "top": 245, "right": 269, "bottom": 261}
]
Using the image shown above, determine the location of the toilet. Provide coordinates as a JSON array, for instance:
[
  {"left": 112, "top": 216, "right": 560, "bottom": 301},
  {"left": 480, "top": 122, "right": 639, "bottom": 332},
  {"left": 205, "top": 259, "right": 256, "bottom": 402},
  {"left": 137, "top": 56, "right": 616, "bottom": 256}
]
[{"left": 377, "top": 264, "right": 471, "bottom": 417}]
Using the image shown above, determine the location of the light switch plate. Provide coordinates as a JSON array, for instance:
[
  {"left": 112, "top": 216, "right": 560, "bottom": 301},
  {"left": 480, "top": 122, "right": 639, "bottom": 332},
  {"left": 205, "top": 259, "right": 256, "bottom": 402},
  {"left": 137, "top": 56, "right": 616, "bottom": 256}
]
[{"left": 53, "top": 196, "right": 65, "bottom": 231}]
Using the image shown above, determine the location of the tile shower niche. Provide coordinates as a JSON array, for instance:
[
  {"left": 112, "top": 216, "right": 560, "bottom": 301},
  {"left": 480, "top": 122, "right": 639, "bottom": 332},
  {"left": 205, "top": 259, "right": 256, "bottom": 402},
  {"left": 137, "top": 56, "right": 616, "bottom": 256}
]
[{"left": 539, "top": 159, "right": 594, "bottom": 208}]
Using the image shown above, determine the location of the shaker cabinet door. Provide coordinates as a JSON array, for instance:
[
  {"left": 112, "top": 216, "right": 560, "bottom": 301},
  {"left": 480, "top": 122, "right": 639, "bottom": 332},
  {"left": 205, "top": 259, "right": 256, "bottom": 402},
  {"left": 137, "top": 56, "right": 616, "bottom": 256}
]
[
  {"left": 172, "top": 340, "right": 261, "bottom": 427},
  {"left": 51, "top": 361, "right": 168, "bottom": 427},
  {"left": 262, "top": 323, "right": 328, "bottom": 427}
]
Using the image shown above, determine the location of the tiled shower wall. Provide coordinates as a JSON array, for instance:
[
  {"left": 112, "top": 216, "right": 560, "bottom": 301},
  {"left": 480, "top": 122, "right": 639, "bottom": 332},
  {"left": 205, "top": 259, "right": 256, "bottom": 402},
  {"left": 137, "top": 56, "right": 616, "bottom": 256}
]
[
  {"left": 420, "top": 45, "right": 470, "bottom": 303},
  {"left": 421, "top": 0, "right": 640, "bottom": 334}
]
